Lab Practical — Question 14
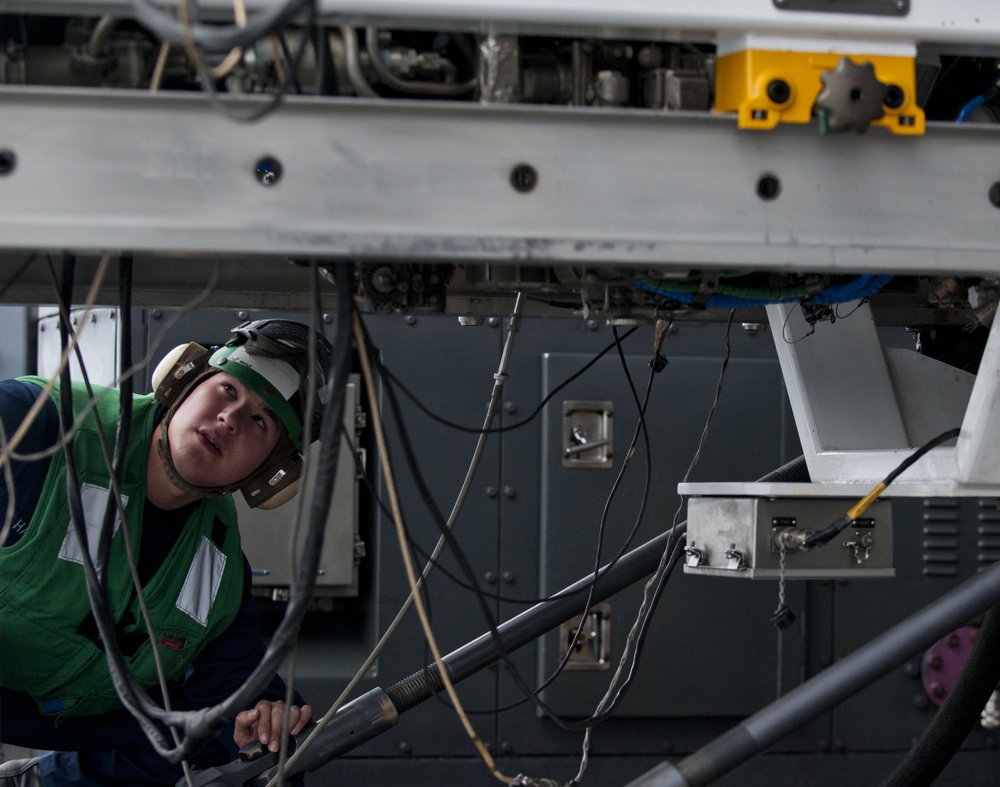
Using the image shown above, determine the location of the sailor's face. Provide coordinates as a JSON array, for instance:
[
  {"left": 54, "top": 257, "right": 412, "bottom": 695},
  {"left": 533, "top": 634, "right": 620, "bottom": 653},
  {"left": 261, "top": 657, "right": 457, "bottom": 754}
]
[{"left": 168, "top": 372, "right": 281, "bottom": 488}]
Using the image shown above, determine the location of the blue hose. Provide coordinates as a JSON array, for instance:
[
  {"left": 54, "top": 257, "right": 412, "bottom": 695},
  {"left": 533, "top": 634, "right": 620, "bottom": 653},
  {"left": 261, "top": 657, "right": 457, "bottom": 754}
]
[{"left": 634, "top": 274, "right": 892, "bottom": 309}]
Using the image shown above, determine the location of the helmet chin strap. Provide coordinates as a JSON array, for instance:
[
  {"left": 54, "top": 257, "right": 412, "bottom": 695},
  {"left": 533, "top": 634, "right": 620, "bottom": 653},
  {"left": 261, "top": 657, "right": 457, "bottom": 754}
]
[{"left": 156, "top": 409, "right": 230, "bottom": 500}]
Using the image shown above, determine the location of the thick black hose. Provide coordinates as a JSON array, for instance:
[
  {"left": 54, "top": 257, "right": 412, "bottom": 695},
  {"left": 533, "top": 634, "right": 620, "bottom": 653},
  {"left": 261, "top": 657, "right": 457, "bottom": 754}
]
[
  {"left": 759, "top": 455, "right": 810, "bottom": 484},
  {"left": 623, "top": 560, "right": 1000, "bottom": 787},
  {"left": 383, "top": 457, "right": 808, "bottom": 718},
  {"left": 880, "top": 604, "right": 1000, "bottom": 787}
]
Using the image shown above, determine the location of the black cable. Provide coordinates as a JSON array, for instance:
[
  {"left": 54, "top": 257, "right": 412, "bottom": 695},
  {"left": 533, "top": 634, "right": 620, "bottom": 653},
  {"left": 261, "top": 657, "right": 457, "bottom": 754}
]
[
  {"left": 0, "top": 253, "right": 38, "bottom": 302},
  {"left": 363, "top": 315, "right": 679, "bottom": 734},
  {"left": 378, "top": 326, "right": 640, "bottom": 435},
  {"left": 881, "top": 605, "right": 1000, "bottom": 787},
  {"left": 805, "top": 426, "right": 961, "bottom": 549},
  {"left": 278, "top": 32, "right": 304, "bottom": 94},
  {"left": 189, "top": 0, "right": 318, "bottom": 124},
  {"left": 360, "top": 316, "right": 591, "bottom": 732},
  {"left": 431, "top": 329, "right": 663, "bottom": 718},
  {"left": 130, "top": 0, "right": 313, "bottom": 54},
  {"left": 52, "top": 257, "right": 176, "bottom": 753},
  {"left": 95, "top": 255, "right": 134, "bottom": 594},
  {"left": 53, "top": 258, "right": 355, "bottom": 761}
]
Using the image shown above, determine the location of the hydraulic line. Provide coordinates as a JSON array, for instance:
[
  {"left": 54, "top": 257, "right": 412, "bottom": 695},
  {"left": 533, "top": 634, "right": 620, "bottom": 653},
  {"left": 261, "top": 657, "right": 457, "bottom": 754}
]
[
  {"left": 190, "top": 458, "right": 806, "bottom": 784},
  {"left": 622, "top": 559, "right": 1000, "bottom": 787},
  {"left": 880, "top": 604, "right": 1000, "bottom": 787}
]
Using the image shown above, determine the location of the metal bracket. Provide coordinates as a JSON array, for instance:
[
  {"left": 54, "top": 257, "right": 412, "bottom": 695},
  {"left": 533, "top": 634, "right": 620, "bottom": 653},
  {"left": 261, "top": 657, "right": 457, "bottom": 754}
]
[
  {"left": 562, "top": 400, "right": 614, "bottom": 468},
  {"left": 559, "top": 603, "right": 612, "bottom": 671}
]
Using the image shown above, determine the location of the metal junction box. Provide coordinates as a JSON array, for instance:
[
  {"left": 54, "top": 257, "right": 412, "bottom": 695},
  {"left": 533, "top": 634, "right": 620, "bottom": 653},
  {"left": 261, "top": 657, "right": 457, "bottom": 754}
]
[{"left": 684, "top": 496, "right": 894, "bottom": 580}]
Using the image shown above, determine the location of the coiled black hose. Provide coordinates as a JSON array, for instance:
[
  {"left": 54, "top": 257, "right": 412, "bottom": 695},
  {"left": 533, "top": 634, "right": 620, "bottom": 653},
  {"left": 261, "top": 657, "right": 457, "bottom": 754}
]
[{"left": 880, "top": 604, "right": 1000, "bottom": 787}]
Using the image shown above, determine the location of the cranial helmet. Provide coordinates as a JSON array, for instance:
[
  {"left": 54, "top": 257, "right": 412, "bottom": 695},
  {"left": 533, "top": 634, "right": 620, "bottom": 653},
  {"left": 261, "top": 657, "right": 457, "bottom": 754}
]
[{"left": 151, "top": 319, "right": 333, "bottom": 509}]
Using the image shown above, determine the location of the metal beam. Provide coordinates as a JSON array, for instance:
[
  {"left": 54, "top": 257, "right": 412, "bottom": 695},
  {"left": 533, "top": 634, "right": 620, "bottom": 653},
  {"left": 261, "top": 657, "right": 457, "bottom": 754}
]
[
  {"left": 9, "top": 1, "right": 1000, "bottom": 47},
  {"left": 2, "top": 87, "right": 1000, "bottom": 274}
]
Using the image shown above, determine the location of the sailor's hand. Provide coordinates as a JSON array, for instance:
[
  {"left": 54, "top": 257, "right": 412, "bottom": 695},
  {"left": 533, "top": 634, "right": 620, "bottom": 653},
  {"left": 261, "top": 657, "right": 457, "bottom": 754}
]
[{"left": 235, "top": 699, "right": 314, "bottom": 752}]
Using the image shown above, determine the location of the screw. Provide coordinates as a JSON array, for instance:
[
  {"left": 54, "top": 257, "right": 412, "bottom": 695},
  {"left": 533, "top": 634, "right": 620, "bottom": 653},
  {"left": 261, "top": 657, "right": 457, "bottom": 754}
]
[
  {"left": 510, "top": 163, "right": 538, "bottom": 193},
  {"left": 503, "top": 401, "right": 517, "bottom": 413},
  {"left": 485, "top": 486, "right": 498, "bottom": 498},
  {"left": 399, "top": 741, "right": 412, "bottom": 755},
  {"left": 903, "top": 661, "right": 919, "bottom": 678},
  {"left": 484, "top": 571, "right": 497, "bottom": 585},
  {"left": 502, "top": 570, "right": 515, "bottom": 584},
  {"left": 500, "top": 741, "right": 513, "bottom": 755},
  {"left": 929, "top": 654, "right": 942, "bottom": 669},
  {"left": 766, "top": 79, "right": 791, "bottom": 104},
  {"left": 913, "top": 694, "right": 930, "bottom": 710},
  {"left": 948, "top": 634, "right": 960, "bottom": 648},
  {"left": 586, "top": 319, "right": 599, "bottom": 331},
  {"left": 488, "top": 317, "right": 500, "bottom": 328},
  {"left": 930, "top": 682, "right": 946, "bottom": 698},
  {"left": 254, "top": 155, "right": 283, "bottom": 186},
  {"left": 884, "top": 85, "right": 905, "bottom": 109},
  {"left": 323, "top": 313, "right": 333, "bottom": 324},
  {"left": 756, "top": 173, "right": 781, "bottom": 201},
  {"left": 0, "top": 149, "right": 16, "bottom": 176},
  {"left": 237, "top": 310, "right": 249, "bottom": 320},
  {"left": 151, "top": 309, "right": 162, "bottom": 319},
  {"left": 989, "top": 183, "right": 1000, "bottom": 209},
  {"left": 503, "top": 485, "right": 516, "bottom": 499},
  {"left": 405, "top": 315, "right": 417, "bottom": 325}
]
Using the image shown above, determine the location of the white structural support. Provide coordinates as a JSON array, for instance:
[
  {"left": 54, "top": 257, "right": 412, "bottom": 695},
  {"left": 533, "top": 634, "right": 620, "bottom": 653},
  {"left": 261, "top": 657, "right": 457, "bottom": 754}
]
[
  {"left": 751, "top": 301, "right": 1000, "bottom": 496},
  {"left": 682, "top": 301, "right": 1000, "bottom": 500}
]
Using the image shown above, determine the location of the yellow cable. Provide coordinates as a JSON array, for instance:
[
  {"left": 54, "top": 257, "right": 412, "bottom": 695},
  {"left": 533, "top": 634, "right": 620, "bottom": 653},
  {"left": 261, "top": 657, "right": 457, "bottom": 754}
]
[
  {"left": 353, "top": 312, "right": 517, "bottom": 785},
  {"left": 847, "top": 481, "right": 887, "bottom": 521}
]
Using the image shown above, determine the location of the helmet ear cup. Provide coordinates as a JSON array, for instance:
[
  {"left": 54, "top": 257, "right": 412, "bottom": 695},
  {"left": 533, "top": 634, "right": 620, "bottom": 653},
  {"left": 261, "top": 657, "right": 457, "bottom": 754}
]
[
  {"left": 239, "top": 445, "right": 303, "bottom": 510},
  {"left": 253, "top": 478, "right": 301, "bottom": 511},
  {"left": 152, "top": 343, "right": 211, "bottom": 405}
]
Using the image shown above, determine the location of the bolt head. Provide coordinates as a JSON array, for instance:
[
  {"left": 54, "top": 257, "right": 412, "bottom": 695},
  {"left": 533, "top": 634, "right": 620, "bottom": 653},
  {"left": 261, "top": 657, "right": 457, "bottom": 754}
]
[{"left": 767, "top": 79, "right": 792, "bottom": 105}]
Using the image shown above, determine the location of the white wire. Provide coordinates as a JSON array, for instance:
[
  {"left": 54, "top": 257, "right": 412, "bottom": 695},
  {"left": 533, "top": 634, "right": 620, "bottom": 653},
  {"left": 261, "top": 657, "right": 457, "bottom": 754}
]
[{"left": 573, "top": 311, "right": 735, "bottom": 784}]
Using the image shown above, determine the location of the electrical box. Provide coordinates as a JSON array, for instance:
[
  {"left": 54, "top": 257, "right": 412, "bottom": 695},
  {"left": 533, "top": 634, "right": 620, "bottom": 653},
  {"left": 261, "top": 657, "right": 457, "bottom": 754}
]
[
  {"left": 684, "top": 496, "right": 894, "bottom": 580},
  {"left": 237, "top": 374, "right": 365, "bottom": 605},
  {"left": 37, "top": 307, "right": 121, "bottom": 388}
]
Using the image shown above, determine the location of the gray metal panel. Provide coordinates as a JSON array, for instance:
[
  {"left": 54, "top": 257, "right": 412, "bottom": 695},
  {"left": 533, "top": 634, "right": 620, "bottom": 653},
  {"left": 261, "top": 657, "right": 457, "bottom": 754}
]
[
  {"left": 534, "top": 332, "right": 798, "bottom": 724},
  {"left": 236, "top": 376, "right": 361, "bottom": 596},
  {"left": 2, "top": 89, "right": 1000, "bottom": 273},
  {"left": 353, "top": 312, "right": 507, "bottom": 758}
]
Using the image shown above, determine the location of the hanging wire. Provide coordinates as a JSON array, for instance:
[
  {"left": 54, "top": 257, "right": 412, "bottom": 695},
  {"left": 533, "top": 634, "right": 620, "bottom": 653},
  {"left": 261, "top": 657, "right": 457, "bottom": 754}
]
[
  {"left": 377, "top": 326, "right": 639, "bottom": 436},
  {"left": 0, "top": 255, "right": 112, "bottom": 472},
  {"left": 50, "top": 261, "right": 353, "bottom": 763},
  {"left": 804, "top": 426, "right": 962, "bottom": 549},
  {"left": 573, "top": 310, "right": 736, "bottom": 784},
  {"left": 45, "top": 256, "right": 196, "bottom": 786},
  {"left": 275, "top": 294, "right": 528, "bottom": 780},
  {"left": 352, "top": 309, "right": 520, "bottom": 785},
  {"left": 130, "top": 0, "right": 313, "bottom": 54}
]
